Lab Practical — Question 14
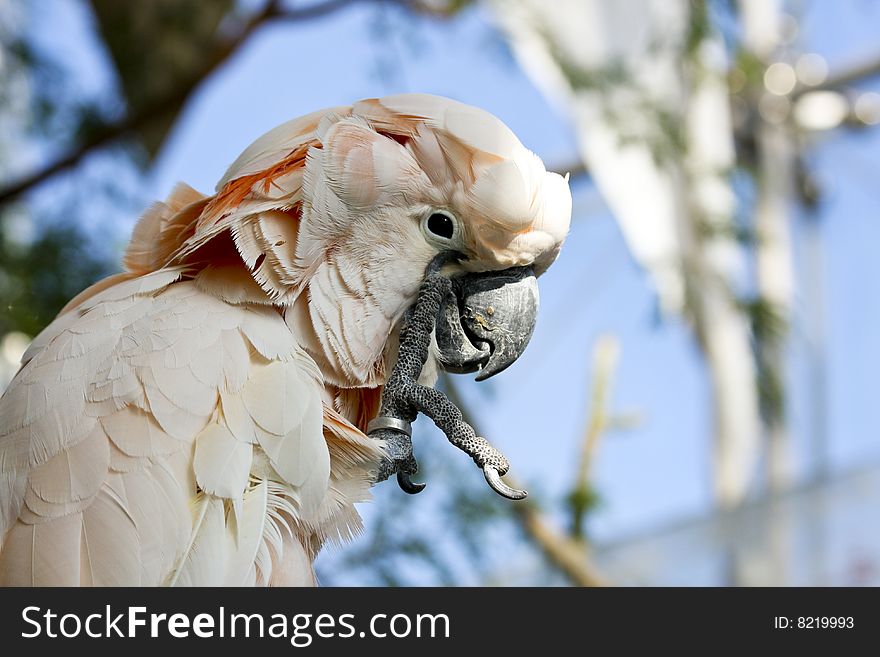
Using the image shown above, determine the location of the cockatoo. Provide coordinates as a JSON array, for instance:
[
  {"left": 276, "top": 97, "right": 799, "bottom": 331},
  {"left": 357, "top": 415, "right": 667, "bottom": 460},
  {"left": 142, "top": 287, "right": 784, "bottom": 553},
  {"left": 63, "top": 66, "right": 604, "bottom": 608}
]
[{"left": 0, "top": 94, "right": 571, "bottom": 586}]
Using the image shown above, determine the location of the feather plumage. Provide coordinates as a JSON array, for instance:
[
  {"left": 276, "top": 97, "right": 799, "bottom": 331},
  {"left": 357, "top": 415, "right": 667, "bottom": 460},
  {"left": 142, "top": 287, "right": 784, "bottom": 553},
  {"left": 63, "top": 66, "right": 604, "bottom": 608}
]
[{"left": 0, "top": 273, "right": 349, "bottom": 585}]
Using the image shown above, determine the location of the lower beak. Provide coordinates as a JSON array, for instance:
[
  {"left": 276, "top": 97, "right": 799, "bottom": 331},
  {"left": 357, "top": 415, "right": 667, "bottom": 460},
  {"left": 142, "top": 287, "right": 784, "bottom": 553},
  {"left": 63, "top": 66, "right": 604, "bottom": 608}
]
[{"left": 436, "top": 266, "right": 539, "bottom": 381}]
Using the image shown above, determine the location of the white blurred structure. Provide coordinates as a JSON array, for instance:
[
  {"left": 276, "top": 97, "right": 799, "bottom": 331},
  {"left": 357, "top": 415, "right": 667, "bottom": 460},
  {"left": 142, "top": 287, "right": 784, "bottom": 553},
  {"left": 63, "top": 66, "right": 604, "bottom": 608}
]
[
  {"left": 593, "top": 464, "right": 880, "bottom": 586},
  {"left": 740, "top": 0, "right": 795, "bottom": 492},
  {"left": 0, "top": 331, "right": 29, "bottom": 391},
  {"left": 491, "top": 0, "right": 761, "bottom": 507}
]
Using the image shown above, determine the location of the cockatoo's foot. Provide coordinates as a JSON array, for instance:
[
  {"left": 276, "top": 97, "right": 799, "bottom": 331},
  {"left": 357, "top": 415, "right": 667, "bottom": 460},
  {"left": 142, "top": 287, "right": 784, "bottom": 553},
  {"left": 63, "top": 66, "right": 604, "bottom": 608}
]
[
  {"left": 368, "top": 253, "right": 529, "bottom": 500},
  {"left": 369, "top": 420, "right": 425, "bottom": 494}
]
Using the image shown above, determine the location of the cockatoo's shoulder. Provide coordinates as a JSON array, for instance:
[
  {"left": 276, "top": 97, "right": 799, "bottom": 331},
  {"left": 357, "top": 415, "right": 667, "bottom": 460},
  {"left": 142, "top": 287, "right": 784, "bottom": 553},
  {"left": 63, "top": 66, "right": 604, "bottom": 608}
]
[{"left": 0, "top": 269, "right": 375, "bottom": 585}]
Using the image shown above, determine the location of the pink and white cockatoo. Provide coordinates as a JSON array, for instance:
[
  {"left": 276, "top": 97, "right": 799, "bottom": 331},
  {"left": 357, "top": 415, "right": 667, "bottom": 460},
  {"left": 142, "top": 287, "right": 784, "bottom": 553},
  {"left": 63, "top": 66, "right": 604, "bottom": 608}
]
[{"left": 0, "top": 94, "right": 571, "bottom": 586}]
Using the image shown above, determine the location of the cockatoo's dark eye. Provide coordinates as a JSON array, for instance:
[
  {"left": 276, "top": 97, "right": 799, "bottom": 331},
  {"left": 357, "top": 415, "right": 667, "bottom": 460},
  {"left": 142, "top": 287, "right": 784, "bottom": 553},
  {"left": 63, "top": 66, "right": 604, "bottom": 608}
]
[{"left": 426, "top": 213, "right": 455, "bottom": 240}]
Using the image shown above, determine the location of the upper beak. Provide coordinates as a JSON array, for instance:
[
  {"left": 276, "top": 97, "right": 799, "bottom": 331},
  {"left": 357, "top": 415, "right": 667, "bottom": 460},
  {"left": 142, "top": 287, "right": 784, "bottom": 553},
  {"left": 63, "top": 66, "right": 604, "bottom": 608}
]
[{"left": 435, "top": 266, "right": 539, "bottom": 381}]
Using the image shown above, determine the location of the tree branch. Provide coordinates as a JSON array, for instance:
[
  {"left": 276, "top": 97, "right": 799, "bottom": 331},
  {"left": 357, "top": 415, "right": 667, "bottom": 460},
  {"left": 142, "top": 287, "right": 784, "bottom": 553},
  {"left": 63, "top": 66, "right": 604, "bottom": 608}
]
[
  {"left": 793, "top": 53, "right": 880, "bottom": 98},
  {"left": 511, "top": 500, "right": 608, "bottom": 586},
  {"left": 270, "top": 0, "right": 457, "bottom": 22},
  {"left": 0, "top": 0, "right": 408, "bottom": 206},
  {"left": 0, "top": 2, "right": 270, "bottom": 205},
  {"left": 440, "top": 372, "right": 607, "bottom": 586},
  {"left": 268, "top": 0, "right": 362, "bottom": 22}
]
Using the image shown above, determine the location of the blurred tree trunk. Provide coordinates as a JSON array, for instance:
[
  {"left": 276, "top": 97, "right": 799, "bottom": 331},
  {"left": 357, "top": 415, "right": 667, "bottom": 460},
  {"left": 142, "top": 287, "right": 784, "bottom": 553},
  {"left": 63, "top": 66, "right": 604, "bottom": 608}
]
[
  {"left": 739, "top": 0, "right": 794, "bottom": 493},
  {"left": 490, "top": 0, "right": 761, "bottom": 508}
]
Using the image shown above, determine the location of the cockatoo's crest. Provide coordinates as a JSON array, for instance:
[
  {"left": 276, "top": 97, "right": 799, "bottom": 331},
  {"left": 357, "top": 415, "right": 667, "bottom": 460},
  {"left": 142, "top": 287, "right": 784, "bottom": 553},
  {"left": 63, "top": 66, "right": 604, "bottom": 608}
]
[{"left": 123, "top": 94, "right": 570, "bottom": 300}]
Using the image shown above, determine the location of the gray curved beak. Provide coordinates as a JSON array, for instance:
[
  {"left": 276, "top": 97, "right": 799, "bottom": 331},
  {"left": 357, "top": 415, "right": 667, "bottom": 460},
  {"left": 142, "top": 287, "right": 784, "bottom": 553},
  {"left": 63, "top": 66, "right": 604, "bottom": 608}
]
[{"left": 436, "top": 266, "right": 539, "bottom": 381}]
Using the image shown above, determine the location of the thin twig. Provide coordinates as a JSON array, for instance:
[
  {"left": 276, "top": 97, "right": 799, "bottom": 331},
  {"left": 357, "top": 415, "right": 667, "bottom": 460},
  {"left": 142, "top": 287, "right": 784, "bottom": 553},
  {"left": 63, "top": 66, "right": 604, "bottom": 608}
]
[
  {"left": 569, "top": 335, "right": 619, "bottom": 540},
  {"left": 793, "top": 54, "right": 880, "bottom": 98},
  {"left": 511, "top": 501, "right": 608, "bottom": 586},
  {"left": 440, "top": 372, "right": 607, "bottom": 586}
]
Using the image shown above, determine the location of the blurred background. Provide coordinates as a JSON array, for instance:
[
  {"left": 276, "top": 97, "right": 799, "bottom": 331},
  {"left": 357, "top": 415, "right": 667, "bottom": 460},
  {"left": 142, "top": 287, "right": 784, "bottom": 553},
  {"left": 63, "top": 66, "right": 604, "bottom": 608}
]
[{"left": 1, "top": 0, "right": 879, "bottom": 586}]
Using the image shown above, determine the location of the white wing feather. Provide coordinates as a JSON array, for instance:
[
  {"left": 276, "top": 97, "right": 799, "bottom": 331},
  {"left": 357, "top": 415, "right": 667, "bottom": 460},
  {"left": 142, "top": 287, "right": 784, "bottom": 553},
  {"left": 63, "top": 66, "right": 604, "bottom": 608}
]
[
  {"left": 0, "top": 268, "right": 336, "bottom": 586},
  {"left": 224, "top": 480, "right": 269, "bottom": 586},
  {"left": 193, "top": 422, "right": 253, "bottom": 499}
]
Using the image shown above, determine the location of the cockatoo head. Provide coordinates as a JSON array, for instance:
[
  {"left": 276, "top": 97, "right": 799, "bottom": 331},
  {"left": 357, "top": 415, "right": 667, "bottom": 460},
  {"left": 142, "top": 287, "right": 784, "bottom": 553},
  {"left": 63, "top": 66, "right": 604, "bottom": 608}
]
[
  {"left": 200, "top": 94, "right": 571, "bottom": 387},
  {"left": 306, "top": 95, "right": 571, "bottom": 274}
]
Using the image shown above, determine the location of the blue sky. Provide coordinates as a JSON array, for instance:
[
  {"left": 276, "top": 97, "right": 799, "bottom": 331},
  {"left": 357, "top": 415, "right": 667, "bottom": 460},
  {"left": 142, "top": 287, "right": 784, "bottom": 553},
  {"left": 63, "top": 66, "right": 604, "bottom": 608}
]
[{"left": 16, "top": 0, "right": 880, "bottom": 556}]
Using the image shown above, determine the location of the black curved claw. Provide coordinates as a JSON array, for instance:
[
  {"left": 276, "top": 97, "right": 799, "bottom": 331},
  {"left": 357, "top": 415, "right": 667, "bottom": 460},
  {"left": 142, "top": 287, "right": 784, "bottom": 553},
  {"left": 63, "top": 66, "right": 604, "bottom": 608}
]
[
  {"left": 372, "top": 428, "right": 424, "bottom": 494},
  {"left": 397, "top": 471, "right": 426, "bottom": 494}
]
